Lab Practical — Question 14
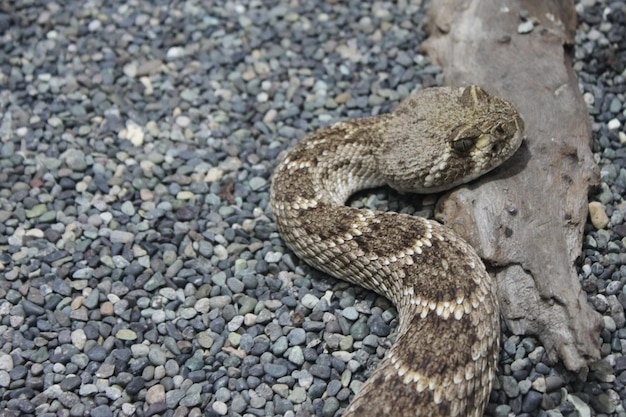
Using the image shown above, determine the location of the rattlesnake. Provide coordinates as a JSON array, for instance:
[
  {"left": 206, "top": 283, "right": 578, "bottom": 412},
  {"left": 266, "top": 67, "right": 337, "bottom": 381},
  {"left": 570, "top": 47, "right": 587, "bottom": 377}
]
[{"left": 270, "top": 85, "right": 524, "bottom": 416}]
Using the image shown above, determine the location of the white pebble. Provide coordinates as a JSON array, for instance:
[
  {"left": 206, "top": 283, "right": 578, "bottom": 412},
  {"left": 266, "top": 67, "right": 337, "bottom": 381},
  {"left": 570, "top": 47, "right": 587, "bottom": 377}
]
[
  {"left": 121, "top": 403, "right": 136, "bottom": 416},
  {"left": 227, "top": 315, "right": 245, "bottom": 331},
  {"left": 140, "top": 76, "right": 153, "bottom": 95},
  {"left": 88, "top": 19, "right": 102, "bottom": 31},
  {"left": 71, "top": 329, "right": 87, "bottom": 350},
  {"left": 151, "top": 310, "right": 166, "bottom": 323},
  {"left": 567, "top": 394, "right": 591, "bottom": 417},
  {"left": 166, "top": 46, "right": 185, "bottom": 60},
  {"left": 301, "top": 294, "right": 320, "bottom": 309},
  {"left": 0, "top": 352, "right": 13, "bottom": 371},
  {"left": 264, "top": 251, "right": 282, "bottom": 263},
  {"left": 212, "top": 401, "right": 228, "bottom": 415},
  {"left": 194, "top": 298, "right": 211, "bottom": 314},
  {"left": 123, "top": 62, "right": 137, "bottom": 78},
  {"left": 126, "top": 122, "right": 145, "bottom": 146},
  {"left": 518, "top": 20, "right": 534, "bottom": 34},
  {"left": 175, "top": 115, "right": 191, "bottom": 127},
  {"left": 607, "top": 118, "right": 621, "bottom": 130},
  {"left": 244, "top": 313, "right": 257, "bottom": 326}
]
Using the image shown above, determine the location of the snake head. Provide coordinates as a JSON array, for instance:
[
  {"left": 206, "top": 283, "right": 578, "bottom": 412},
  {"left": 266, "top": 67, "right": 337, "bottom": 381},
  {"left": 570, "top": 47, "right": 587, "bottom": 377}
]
[{"left": 376, "top": 85, "right": 525, "bottom": 194}]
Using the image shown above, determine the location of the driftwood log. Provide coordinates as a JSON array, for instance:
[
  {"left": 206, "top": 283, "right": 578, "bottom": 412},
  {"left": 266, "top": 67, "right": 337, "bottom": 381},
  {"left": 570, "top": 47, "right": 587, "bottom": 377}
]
[{"left": 421, "top": 0, "right": 603, "bottom": 371}]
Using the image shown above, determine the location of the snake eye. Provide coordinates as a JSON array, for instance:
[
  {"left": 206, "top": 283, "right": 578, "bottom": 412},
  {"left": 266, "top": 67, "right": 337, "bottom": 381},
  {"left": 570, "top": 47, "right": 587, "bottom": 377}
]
[
  {"left": 452, "top": 137, "right": 476, "bottom": 153},
  {"left": 448, "top": 124, "right": 479, "bottom": 153}
]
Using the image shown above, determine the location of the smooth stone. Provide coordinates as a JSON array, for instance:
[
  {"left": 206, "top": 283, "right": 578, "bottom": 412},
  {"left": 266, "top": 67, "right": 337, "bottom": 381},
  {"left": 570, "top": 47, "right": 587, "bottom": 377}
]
[
  {"left": 110, "top": 230, "right": 135, "bottom": 244},
  {"left": 342, "top": 307, "right": 359, "bottom": 320},
  {"left": 146, "top": 384, "right": 166, "bottom": 404},
  {"left": 288, "top": 347, "right": 305, "bottom": 365},
  {"left": 263, "top": 363, "right": 288, "bottom": 378},
  {"left": 301, "top": 294, "right": 319, "bottom": 309},
  {"left": 589, "top": 202, "right": 609, "bottom": 229},
  {"left": 287, "top": 328, "right": 306, "bottom": 345},
  {"left": 91, "top": 405, "right": 113, "bottom": 417},
  {"left": 501, "top": 375, "right": 519, "bottom": 397},
  {"left": 212, "top": 401, "right": 228, "bottom": 415},
  {"left": 518, "top": 20, "right": 534, "bottom": 33},
  {"left": 322, "top": 397, "right": 340, "bottom": 417},
  {"left": 116, "top": 329, "right": 138, "bottom": 341},
  {"left": 0, "top": 351, "right": 13, "bottom": 372}
]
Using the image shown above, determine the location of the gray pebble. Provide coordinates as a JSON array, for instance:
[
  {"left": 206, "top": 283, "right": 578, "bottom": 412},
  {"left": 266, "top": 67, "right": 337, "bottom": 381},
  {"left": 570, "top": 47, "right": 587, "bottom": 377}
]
[
  {"left": 288, "top": 346, "right": 305, "bottom": 365},
  {"left": 148, "top": 347, "right": 167, "bottom": 366},
  {"left": 501, "top": 375, "right": 520, "bottom": 397},
  {"left": 493, "top": 404, "right": 512, "bottom": 417},
  {"left": 350, "top": 317, "right": 370, "bottom": 340},
  {"left": 226, "top": 277, "right": 245, "bottom": 293},
  {"left": 342, "top": 306, "right": 359, "bottom": 320},
  {"left": 287, "top": 328, "right": 306, "bottom": 345},
  {"left": 322, "top": 397, "right": 341, "bottom": 417},
  {"left": 521, "top": 390, "right": 543, "bottom": 413},
  {"left": 109, "top": 230, "right": 134, "bottom": 244},
  {"left": 272, "top": 336, "right": 288, "bottom": 356},
  {"left": 0, "top": 371, "right": 10, "bottom": 387},
  {"left": 263, "top": 363, "right": 288, "bottom": 378},
  {"left": 309, "top": 364, "right": 331, "bottom": 379},
  {"left": 21, "top": 300, "right": 45, "bottom": 316}
]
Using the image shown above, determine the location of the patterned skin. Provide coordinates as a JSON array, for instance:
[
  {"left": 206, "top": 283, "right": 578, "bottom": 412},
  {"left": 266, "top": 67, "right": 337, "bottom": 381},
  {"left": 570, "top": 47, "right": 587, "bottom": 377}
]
[{"left": 270, "top": 86, "right": 524, "bottom": 417}]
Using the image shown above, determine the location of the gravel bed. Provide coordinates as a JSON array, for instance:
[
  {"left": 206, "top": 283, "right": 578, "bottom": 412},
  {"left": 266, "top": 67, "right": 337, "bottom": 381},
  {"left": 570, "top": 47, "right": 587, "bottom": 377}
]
[{"left": 0, "top": 1, "right": 624, "bottom": 417}]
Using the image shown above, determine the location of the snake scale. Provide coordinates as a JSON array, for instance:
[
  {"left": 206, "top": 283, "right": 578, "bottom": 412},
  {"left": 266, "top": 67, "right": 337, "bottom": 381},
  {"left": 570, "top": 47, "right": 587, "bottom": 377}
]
[{"left": 270, "top": 85, "right": 525, "bottom": 416}]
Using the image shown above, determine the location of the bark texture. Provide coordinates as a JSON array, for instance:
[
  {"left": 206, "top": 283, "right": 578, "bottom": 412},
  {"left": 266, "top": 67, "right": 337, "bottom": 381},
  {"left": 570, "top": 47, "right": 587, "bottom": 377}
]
[{"left": 422, "top": 0, "right": 603, "bottom": 371}]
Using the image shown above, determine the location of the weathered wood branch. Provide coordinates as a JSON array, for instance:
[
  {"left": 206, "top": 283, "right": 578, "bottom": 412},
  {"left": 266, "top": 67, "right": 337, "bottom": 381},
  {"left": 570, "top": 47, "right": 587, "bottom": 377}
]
[{"left": 422, "top": 0, "right": 603, "bottom": 371}]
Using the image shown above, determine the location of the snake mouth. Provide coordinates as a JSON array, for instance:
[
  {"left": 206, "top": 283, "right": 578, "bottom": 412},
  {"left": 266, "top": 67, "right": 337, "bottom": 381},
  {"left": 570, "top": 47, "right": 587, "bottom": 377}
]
[{"left": 507, "top": 114, "right": 526, "bottom": 154}]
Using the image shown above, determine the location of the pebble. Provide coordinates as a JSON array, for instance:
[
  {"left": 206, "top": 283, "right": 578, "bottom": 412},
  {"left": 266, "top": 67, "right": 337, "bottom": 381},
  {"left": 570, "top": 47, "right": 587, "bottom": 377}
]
[
  {"left": 116, "top": 329, "right": 138, "bottom": 341},
  {"left": 521, "top": 390, "right": 542, "bottom": 412},
  {"left": 146, "top": 384, "right": 166, "bottom": 405},
  {"left": 0, "top": 353, "right": 13, "bottom": 372},
  {"left": 301, "top": 294, "right": 320, "bottom": 309},
  {"left": 287, "top": 328, "right": 306, "bottom": 345},
  {"left": 342, "top": 306, "right": 359, "bottom": 320},
  {"left": 110, "top": 230, "right": 135, "bottom": 244},
  {"left": 607, "top": 118, "right": 621, "bottom": 130},
  {"left": 263, "top": 363, "right": 288, "bottom": 378},
  {"left": 322, "top": 397, "right": 340, "bottom": 417},
  {"left": 518, "top": 20, "right": 534, "bottom": 34},
  {"left": 568, "top": 394, "right": 591, "bottom": 417},
  {"left": 588, "top": 201, "right": 609, "bottom": 229}
]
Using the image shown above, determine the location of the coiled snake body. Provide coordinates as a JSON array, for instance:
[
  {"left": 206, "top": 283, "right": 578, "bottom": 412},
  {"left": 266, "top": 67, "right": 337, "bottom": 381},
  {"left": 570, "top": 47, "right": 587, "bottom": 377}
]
[{"left": 270, "top": 86, "right": 524, "bottom": 416}]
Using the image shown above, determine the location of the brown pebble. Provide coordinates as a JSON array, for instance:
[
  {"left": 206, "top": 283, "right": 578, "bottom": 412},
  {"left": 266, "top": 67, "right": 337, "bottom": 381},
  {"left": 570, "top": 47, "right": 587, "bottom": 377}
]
[
  {"left": 588, "top": 201, "right": 609, "bottom": 229},
  {"left": 100, "top": 301, "right": 114, "bottom": 316}
]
